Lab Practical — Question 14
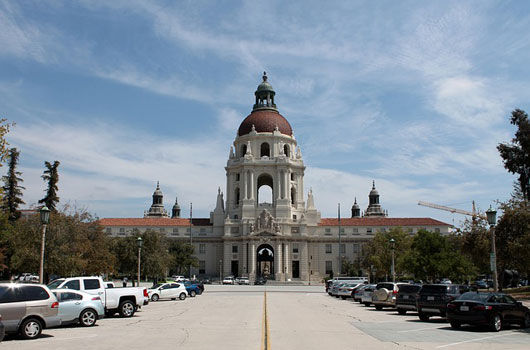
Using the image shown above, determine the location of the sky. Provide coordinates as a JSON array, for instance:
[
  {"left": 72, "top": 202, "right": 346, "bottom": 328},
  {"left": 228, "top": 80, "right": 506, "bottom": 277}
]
[{"left": 1, "top": 0, "right": 529, "bottom": 226}]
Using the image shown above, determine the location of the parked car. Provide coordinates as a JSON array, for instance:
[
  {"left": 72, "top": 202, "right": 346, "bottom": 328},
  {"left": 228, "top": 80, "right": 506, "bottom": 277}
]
[
  {"left": 148, "top": 283, "right": 187, "bottom": 301},
  {"left": 51, "top": 289, "right": 104, "bottom": 327},
  {"left": 238, "top": 277, "right": 250, "bottom": 285},
  {"left": 396, "top": 284, "right": 422, "bottom": 314},
  {"left": 201, "top": 278, "right": 212, "bottom": 285},
  {"left": 0, "top": 283, "right": 61, "bottom": 339},
  {"left": 372, "top": 282, "right": 407, "bottom": 310},
  {"left": 254, "top": 277, "right": 267, "bottom": 285},
  {"left": 416, "top": 284, "right": 471, "bottom": 321},
  {"left": 105, "top": 282, "right": 115, "bottom": 288},
  {"left": 48, "top": 276, "right": 148, "bottom": 318},
  {"left": 172, "top": 275, "right": 186, "bottom": 282},
  {"left": 447, "top": 292, "right": 530, "bottom": 331},
  {"left": 471, "top": 280, "right": 488, "bottom": 290},
  {"left": 361, "top": 284, "right": 377, "bottom": 306},
  {"left": 353, "top": 284, "right": 369, "bottom": 302},
  {"left": 222, "top": 276, "right": 235, "bottom": 285},
  {"left": 184, "top": 281, "right": 203, "bottom": 296},
  {"left": 330, "top": 282, "right": 346, "bottom": 297},
  {"left": 337, "top": 283, "right": 360, "bottom": 300}
]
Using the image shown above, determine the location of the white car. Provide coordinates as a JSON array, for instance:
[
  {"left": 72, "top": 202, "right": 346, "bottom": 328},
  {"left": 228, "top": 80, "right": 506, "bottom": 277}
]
[
  {"left": 172, "top": 275, "right": 186, "bottom": 282},
  {"left": 238, "top": 277, "right": 250, "bottom": 285},
  {"left": 222, "top": 277, "right": 235, "bottom": 285},
  {"left": 148, "top": 282, "right": 187, "bottom": 301},
  {"left": 361, "top": 284, "right": 377, "bottom": 306}
]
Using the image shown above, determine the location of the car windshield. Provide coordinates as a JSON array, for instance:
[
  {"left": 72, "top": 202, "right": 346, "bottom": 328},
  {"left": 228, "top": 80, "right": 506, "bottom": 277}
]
[
  {"left": 151, "top": 283, "right": 164, "bottom": 289},
  {"left": 399, "top": 285, "right": 421, "bottom": 293},
  {"left": 376, "top": 283, "right": 394, "bottom": 290},
  {"left": 47, "top": 279, "right": 65, "bottom": 289},
  {"left": 420, "top": 285, "right": 448, "bottom": 293},
  {"left": 458, "top": 292, "right": 489, "bottom": 301}
]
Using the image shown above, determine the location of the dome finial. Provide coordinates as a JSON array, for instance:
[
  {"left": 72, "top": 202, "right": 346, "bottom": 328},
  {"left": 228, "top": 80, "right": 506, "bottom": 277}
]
[
  {"left": 263, "top": 71, "right": 267, "bottom": 81},
  {"left": 372, "top": 180, "right": 376, "bottom": 189}
]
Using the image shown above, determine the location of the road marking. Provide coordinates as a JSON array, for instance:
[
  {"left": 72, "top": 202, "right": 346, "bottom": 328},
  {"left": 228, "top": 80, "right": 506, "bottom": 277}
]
[
  {"left": 397, "top": 326, "right": 442, "bottom": 333},
  {"left": 261, "top": 291, "right": 271, "bottom": 350},
  {"left": 435, "top": 332, "right": 517, "bottom": 348}
]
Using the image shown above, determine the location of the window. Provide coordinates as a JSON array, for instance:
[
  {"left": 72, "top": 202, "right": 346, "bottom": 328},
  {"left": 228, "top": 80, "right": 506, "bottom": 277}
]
[
  {"left": 60, "top": 292, "right": 82, "bottom": 302},
  {"left": 325, "top": 261, "right": 333, "bottom": 275},
  {"left": 340, "top": 228, "right": 345, "bottom": 233},
  {"left": 234, "top": 215, "right": 239, "bottom": 220},
  {"left": 232, "top": 245, "right": 238, "bottom": 254},
  {"left": 291, "top": 172, "right": 295, "bottom": 181},
  {"left": 236, "top": 173, "right": 240, "bottom": 181},
  {"left": 292, "top": 215, "right": 297, "bottom": 220},
  {"left": 325, "top": 244, "right": 332, "bottom": 254},
  {"left": 199, "top": 244, "right": 206, "bottom": 254},
  {"left": 63, "top": 280, "right": 80, "bottom": 290},
  {"left": 83, "top": 279, "right": 101, "bottom": 290},
  {"left": 435, "top": 228, "right": 440, "bottom": 233},
  {"left": 408, "top": 228, "right": 413, "bottom": 234},
  {"left": 173, "top": 228, "right": 179, "bottom": 234},
  {"left": 284, "top": 145, "right": 290, "bottom": 157},
  {"left": 200, "top": 228, "right": 206, "bottom": 233},
  {"left": 21, "top": 286, "right": 49, "bottom": 301},
  {"left": 119, "top": 228, "right": 125, "bottom": 234},
  {"left": 199, "top": 261, "right": 206, "bottom": 274},
  {"left": 352, "top": 228, "right": 359, "bottom": 234},
  {"left": 379, "top": 228, "right": 386, "bottom": 233},
  {"left": 260, "top": 142, "right": 270, "bottom": 157},
  {"left": 235, "top": 188, "right": 240, "bottom": 206},
  {"left": 291, "top": 227, "right": 299, "bottom": 233},
  {"left": 325, "top": 228, "right": 331, "bottom": 234},
  {"left": 186, "top": 228, "right": 191, "bottom": 233},
  {"left": 231, "top": 227, "right": 239, "bottom": 233},
  {"left": 366, "top": 228, "right": 373, "bottom": 234},
  {"left": 160, "top": 228, "right": 165, "bottom": 233},
  {"left": 353, "top": 244, "right": 360, "bottom": 254},
  {"left": 292, "top": 243, "right": 299, "bottom": 253},
  {"left": 241, "top": 144, "right": 247, "bottom": 157},
  {"left": 340, "top": 244, "right": 345, "bottom": 254},
  {"left": 106, "top": 228, "right": 112, "bottom": 234}
]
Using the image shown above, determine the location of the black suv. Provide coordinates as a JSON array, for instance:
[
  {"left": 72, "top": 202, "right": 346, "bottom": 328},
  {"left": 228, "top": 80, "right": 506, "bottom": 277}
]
[
  {"left": 416, "top": 284, "right": 470, "bottom": 321},
  {"left": 396, "top": 284, "right": 422, "bottom": 314}
]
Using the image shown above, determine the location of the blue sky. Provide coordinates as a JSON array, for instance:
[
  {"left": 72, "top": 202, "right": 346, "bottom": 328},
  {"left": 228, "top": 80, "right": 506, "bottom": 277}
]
[{"left": 1, "top": 0, "right": 529, "bottom": 226}]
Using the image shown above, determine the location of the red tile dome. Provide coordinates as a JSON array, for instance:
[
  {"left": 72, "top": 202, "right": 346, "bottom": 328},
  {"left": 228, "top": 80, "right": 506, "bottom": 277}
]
[{"left": 238, "top": 110, "right": 293, "bottom": 136}]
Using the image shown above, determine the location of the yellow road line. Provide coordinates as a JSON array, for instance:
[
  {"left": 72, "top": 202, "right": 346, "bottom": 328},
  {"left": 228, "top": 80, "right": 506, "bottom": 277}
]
[{"left": 261, "top": 291, "right": 271, "bottom": 350}]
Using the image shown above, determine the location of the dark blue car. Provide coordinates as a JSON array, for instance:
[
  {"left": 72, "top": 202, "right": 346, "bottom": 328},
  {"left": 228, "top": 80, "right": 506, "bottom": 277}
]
[{"left": 184, "top": 281, "right": 201, "bottom": 297}]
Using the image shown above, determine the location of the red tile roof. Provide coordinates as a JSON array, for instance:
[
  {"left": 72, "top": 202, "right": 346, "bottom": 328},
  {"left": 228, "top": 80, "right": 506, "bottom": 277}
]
[
  {"left": 319, "top": 217, "right": 450, "bottom": 227},
  {"left": 98, "top": 218, "right": 212, "bottom": 226}
]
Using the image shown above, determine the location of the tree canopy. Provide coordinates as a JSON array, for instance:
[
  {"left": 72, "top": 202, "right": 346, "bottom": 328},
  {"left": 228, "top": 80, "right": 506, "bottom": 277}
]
[
  {"left": 1, "top": 148, "right": 25, "bottom": 221},
  {"left": 39, "top": 160, "right": 60, "bottom": 211}
]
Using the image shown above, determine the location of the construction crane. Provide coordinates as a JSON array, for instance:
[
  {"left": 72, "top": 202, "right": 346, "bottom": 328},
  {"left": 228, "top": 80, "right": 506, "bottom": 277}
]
[{"left": 418, "top": 200, "right": 487, "bottom": 224}]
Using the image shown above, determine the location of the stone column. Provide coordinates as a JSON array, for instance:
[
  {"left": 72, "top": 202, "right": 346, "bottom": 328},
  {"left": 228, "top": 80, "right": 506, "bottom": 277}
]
[
  {"left": 301, "top": 241, "right": 309, "bottom": 282},
  {"left": 223, "top": 242, "right": 232, "bottom": 277},
  {"left": 284, "top": 242, "right": 290, "bottom": 279},
  {"left": 285, "top": 171, "right": 290, "bottom": 201},
  {"left": 242, "top": 241, "right": 248, "bottom": 276},
  {"left": 275, "top": 241, "right": 283, "bottom": 281},
  {"left": 250, "top": 171, "right": 255, "bottom": 200},
  {"left": 249, "top": 242, "right": 256, "bottom": 281}
]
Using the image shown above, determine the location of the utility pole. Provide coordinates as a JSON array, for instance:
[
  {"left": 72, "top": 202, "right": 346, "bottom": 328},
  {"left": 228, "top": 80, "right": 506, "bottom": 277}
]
[
  {"left": 338, "top": 203, "right": 342, "bottom": 276},
  {"left": 189, "top": 203, "right": 193, "bottom": 280}
]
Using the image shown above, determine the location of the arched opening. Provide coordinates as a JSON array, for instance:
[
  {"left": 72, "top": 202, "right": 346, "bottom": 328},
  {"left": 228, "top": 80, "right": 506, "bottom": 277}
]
[
  {"left": 291, "top": 187, "right": 296, "bottom": 206},
  {"left": 284, "top": 144, "right": 290, "bottom": 157},
  {"left": 260, "top": 142, "right": 270, "bottom": 157},
  {"left": 240, "top": 144, "right": 247, "bottom": 157},
  {"left": 235, "top": 187, "right": 240, "bottom": 206},
  {"left": 257, "top": 244, "right": 274, "bottom": 279},
  {"left": 257, "top": 174, "right": 273, "bottom": 204}
]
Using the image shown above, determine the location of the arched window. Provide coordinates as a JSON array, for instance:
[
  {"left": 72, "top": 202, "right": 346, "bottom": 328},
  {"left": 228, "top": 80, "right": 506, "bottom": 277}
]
[
  {"left": 257, "top": 174, "right": 274, "bottom": 204},
  {"left": 240, "top": 144, "right": 247, "bottom": 157},
  {"left": 260, "top": 142, "right": 270, "bottom": 157},
  {"left": 291, "top": 187, "right": 296, "bottom": 206},
  {"left": 235, "top": 187, "right": 240, "bottom": 206},
  {"left": 284, "top": 144, "right": 290, "bottom": 157}
]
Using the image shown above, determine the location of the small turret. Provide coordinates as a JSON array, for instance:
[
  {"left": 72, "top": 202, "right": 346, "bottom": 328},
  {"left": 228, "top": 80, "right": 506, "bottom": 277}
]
[
  {"left": 351, "top": 197, "right": 361, "bottom": 218},
  {"left": 172, "top": 196, "right": 181, "bottom": 218},
  {"left": 144, "top": 181, "right": 169, "bottom": 217},
  {"left": 365, "top": 180, "right": 387, "bottom": 217}
]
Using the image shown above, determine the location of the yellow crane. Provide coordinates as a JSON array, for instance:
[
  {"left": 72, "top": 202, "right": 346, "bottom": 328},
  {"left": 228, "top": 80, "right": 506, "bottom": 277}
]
[{"left": 418, "top": 200, "right": 487, "bottom": 224}]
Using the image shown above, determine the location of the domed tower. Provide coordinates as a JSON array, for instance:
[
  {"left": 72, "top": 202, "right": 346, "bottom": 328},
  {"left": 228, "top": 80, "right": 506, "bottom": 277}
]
[
  {"left": 351, "top": 197, "right": 361, "bottom": 218},
  {"left": 144, "top": 181, "right": 169, "bottom": 217},
  {"left": 365, "top": 180, "right": 387, "bottom": 217},
  {"left": 171, "top": 196, "right": 181, "bottom": 218}
]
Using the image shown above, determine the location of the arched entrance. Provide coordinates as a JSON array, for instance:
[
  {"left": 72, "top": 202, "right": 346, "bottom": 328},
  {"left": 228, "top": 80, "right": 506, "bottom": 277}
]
[{"left": 257, "top": 244, "right": 274, "bottom": 279}]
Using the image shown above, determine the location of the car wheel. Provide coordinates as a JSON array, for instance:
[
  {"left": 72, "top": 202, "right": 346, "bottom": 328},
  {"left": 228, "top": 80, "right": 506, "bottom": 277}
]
[
  {"left": 79, "top": 309, "right": 97, "bottom": 327},
  {"left": 364, "top": 302, "right": 370, "bottom": 307},
  {"left": 491, "top": 314, "right": 502, "bottom": 332},
  {"left": 20, "top": 318, "right": 42, "bottom": 339},
  {"left": 151, "top": 294, "right": 159, "bottom": 302},
  {"left": 520, "top": 313, "right": 530, "bottom": 329},
  {"left": 341, "top": 296, "right": 346, "bottom": 300},
  {"left": 375, "top": 305, "right": 383, "bottom": 311},
  {"left": 190, "top": 290, "right": 197, "bottom": 297},
  {"left": 171, "top": 298, "right": 176, "bottom": 300},
  {"left": 398, "top": 309, "right": 407, "bottom": 315},
  {"left": 118, "top": 300, "right": 136, "bottom": 318},
  {"left": 450, "top": 322, "right": 461, "bottom": 329},
  {"left": 179, "top": 292, "right": 187, "bottom": 300},
  {"left": 419, "top": 313, "right": 430, "bottom": 322}
]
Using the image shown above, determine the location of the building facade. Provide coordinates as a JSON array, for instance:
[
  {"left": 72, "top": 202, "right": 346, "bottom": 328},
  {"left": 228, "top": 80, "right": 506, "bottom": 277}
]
[{"left": 100, "top": 73, "right": 451, "bottom": 282}]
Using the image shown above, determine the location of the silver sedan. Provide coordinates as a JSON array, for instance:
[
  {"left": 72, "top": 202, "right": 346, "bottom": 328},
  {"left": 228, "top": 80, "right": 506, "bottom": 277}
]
[{"left": 51, "top": 289, "right": 104, "bottom": 327}]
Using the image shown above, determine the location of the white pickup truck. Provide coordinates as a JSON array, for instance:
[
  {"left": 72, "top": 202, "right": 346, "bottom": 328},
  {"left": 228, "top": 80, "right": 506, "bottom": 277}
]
[{"left": 47, "top": 276, "right": 148, "bottom": 317}]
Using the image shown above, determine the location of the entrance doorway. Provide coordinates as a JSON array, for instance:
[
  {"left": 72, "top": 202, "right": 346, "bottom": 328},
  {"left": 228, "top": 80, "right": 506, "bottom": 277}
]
[
  {"left": 231, "top": 261, "right": 239, "bottom": 277},
  {"left": 292, "top": 261, "right": 300, "bottom": 279},
  {"left": 257, "top": 244, "right": 274, "bottom": 279}
]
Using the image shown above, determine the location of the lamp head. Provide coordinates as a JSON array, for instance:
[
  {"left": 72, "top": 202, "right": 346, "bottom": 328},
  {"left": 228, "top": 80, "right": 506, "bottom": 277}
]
[
  {"left": 486, "top": 206, "right": 497, "bottom": 226},
  {"left": 137, "top": 237, "right": 143, "bottom": 248},
  {"left": 40, "top": 205, "right": 50, "bottom": 225}
]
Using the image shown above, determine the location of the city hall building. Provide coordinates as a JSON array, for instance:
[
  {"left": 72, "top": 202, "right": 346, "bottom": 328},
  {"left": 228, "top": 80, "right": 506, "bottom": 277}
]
[{"left": 100, "top": 73, "right": 451, "bottom": 283}]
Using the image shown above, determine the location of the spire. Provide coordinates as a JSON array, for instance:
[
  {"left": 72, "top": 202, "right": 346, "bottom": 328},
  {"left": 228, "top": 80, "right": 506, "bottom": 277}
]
[
  {"left": 253, "top": 72, "right": 277, "bottom": 111},
  {"left": 214, "top": 187, "right": 225, "bottom": 214},
  {"left": 307, "top": 188, "right": 316, "bottom": 210},
  {"left": 372, "top": 180, "right": 375, "bottom": 189},
  {"left": 172, "top": 196, "right": 181, "bottom": 218}
]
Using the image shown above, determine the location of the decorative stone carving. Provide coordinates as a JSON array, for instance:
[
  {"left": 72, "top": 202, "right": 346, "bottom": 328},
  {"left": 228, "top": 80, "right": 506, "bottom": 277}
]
[
  {"left": 274, "top": 223, "right": 281, "bottom": 233},
  {"left": 249, "top": 221, "right": 255, "bottom": 233},
  {"left": 256, "top": 209, "right": 275, "bottom": 231}
]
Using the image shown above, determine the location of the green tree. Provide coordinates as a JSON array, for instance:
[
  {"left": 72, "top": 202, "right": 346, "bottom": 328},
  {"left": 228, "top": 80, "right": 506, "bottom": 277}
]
[
  {"left": 141, "top": 229, "right": 172, "bottom": 280},
  {"left": 362, "top": 227, "right": 411, "bottom": 280},
  {"left": 1, "top": 148, "right": 25, "bottom": 221},
  {"left": 498, "top": 109, "right": 530, "bottom": 203},
  {"left": 39, "top": 160, "right": 60, "bottom": 211},
  {"left": 460, "top": 218, "right": 490, "bottom": 275},
  {"left": 0, "top": 118, "right": 12, "bottom": 165},
  {"left": 168, "top": 241, "right": 198, "bottom": 276}
]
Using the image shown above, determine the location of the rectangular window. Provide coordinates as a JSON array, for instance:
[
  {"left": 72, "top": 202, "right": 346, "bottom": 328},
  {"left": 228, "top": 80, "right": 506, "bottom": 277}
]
[
  {"left": 64, "top": 280, "right": 80, "bottom": 290},
  {"left": 230, "top": 227, "right": 239, "bottom": 234},
  {"left": 352, "top": 228, "right": 359, "bottom": 234},
  {"left": 199, "top": 244, "right": 206, "bottom": 254},
  {"left": 325, "top": 244, "right": 332, "bottom": 254},
  {"left": 200, "top": 228, "right": 206, "bottom": 233},
  {"left": 366, "top": 228, "right": 373, "bottom": 234},
  {"left": 160, "top": 228, "right": 165, "bottom": 233},
  {"left": 106, "top": 228, "right": 112, "bottom": 234},
  {"left": 325, "top": 261, "right": 333, "bottom": 275},
  {"left": 199, "top": 261, "right": 206, "bottom": 274},
  {"left": 236, "top": 174, "right": 240, "bottom": 181},
  {"left": 435, "top": 228, "right": 440, "bottom": 233},
  {"left": 293, "top": 215, "right": 297, "bottom": 220},
  {"left": 408, "top": 227, "right": 413, "bottom": 234},
  {"left": 291, "top": 227, "right": 299, "bottom": 233},
  {"left": 340, "top": 228, "right": 344, "bottom": 233},
  {"left": 292, "top": 243, "right": 299, "bottom": 253},
  {"left": 232, "top": 245, "right": 238, "bottom": 254},
  {"left": 340, "top": 244, "right": 345, "bottom": 254},
  {"left": 83, "top": 279, "right": 101, "bottom": 290},
  {"left": 186, "top": 228, "right": 191, "bottom": 233},
  {"left": 353, "top": 244, "right": 360, "bottom": 254},
  {"left": 119, "top": 228, "right": 125, "bottom": 233},
  {"left": 325, "top": 228, "right": 331, "bottom": 233}
]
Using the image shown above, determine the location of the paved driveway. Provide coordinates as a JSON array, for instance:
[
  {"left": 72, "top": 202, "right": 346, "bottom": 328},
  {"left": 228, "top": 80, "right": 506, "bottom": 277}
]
[{"left": 3, "top": 285, "right": 529, "bottom": 349}]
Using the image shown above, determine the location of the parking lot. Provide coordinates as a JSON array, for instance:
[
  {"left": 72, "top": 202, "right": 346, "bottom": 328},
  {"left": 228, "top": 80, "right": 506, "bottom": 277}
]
[{"left": 3, "top": 285, "right": 529, "bottom": 349}]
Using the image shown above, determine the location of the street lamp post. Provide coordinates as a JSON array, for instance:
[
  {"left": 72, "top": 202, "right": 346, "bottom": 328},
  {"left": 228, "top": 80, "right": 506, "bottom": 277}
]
[
  {"left": 486, "top": 206, "right": 498, "bottom": 292},
  {"left": 38, "top": 206, "right": 50, "bottom": 284},
  {"left": 137, "top": 237, "right": 143, "bottom": 287},
  {"left": 219, "top": 259, "right": 223, "bottom": 285},
  {"left": 389, "top": 238, "right": 396, "bottom": 283}
]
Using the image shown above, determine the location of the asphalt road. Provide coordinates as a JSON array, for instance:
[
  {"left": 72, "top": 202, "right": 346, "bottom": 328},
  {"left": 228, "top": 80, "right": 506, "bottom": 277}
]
[{"left": 3, "top": 285, "right": 529, "bottom": 349}]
